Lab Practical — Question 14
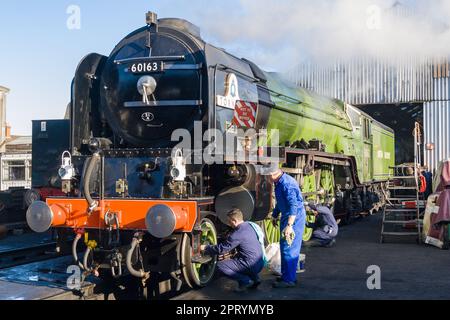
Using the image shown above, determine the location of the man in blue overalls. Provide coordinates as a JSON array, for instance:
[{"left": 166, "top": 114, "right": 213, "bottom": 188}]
[
  {"left": 304, "top": 203, "right": 339, "bottom": 248},
  {"left": 266, "top": 166, "right": 306, "bottom": 288},
  {"left": 201, "top": 209, "right": 265, "bottom": 292}
]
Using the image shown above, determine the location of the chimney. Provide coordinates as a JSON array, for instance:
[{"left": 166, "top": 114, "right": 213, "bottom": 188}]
[{"left": 5, "top": 124, "right": 11, "bottom": 138}]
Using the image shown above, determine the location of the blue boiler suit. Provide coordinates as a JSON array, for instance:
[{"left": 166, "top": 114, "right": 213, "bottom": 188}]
[
  {"left": 272, "top": 173, "right": 306, "bottom": 283},
  {"left": 310, "top": 205, "right": 339, "bottom": 246},
  {"left": 205, "top": 222, "right": 264, "bottom": 286}
]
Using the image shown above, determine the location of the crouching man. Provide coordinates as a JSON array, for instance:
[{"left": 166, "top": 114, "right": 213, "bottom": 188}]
[
  {"left": 304, "top": 203, "right": 339, "bottom": 248},
  {"left": 201, "top": 209, "right": 265, "bottom": 292}
]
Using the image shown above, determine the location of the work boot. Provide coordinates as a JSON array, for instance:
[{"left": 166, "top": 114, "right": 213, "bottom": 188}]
[
  {"left": 250, "top": 280, "right": 261, "bottom": 289},
  {"left": 303, "top": 239, "right": 323, "bottom": 247},
  {"left": 276, "top": 276, "right": 298, "bottom": 283},
  {"left": 325, "top": 239, "right": 336, "bottom": 248},
  {"left": 234, "top": 280, "right": 255, "bottom": 293},
  {"left": 272, "top": 281, "right": 296, "bottom": 288},
  {"left": 250, "top": 277, "right": 261, "bottom": 289}
]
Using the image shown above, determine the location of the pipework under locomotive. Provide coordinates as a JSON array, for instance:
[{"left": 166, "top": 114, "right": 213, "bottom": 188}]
[{"left": 26, "top": 11, "right": 395, "bottom": 290}]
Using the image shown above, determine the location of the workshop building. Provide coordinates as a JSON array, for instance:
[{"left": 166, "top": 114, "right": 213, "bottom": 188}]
[
  {"left": 288, "top": 56, "right": 450, "bottom": 173},
  {"left": 0, "top": 86, "right": 32, "bottom": 191}
]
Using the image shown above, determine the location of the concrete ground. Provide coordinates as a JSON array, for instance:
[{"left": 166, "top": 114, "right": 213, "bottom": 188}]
[{"left": 175, "top": 213, "right": 450, "bottom": 300}]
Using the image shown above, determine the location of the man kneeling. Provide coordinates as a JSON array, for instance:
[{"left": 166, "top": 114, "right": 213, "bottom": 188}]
[
  {"left": 304, "top": 203, "right": 339, "bottom": 248},
  {"left": 201, "top": 209, "right": 265, "bottom": 292}
]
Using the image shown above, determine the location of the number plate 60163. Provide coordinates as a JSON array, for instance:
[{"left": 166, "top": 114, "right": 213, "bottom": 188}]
[{"left": 129, "top": 61, "right": 164, "bottom": 74}]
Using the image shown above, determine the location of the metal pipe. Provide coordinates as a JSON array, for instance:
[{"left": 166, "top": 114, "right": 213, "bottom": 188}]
[
  {"left": 83, "top": 153, "right": 100, "bottom": 213},
  {"left": 83, "top": 247, "right": 93, "bottom": 272},
  {"left": 111, "top": 259, "right": 122, "bottom": 279},
  {"left": 72, "top": 233, "right": 85, "bottom": 270},
  {"left": 126, "top": 236, "right": 150, "bottom": 280},
  {"left": 170, "top": 272, "right": 183, "bottom": 292}
]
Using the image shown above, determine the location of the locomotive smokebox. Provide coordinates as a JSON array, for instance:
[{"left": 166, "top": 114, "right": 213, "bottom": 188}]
[{"left": 98, "top": 17, "right": 205, "bottom": 148}]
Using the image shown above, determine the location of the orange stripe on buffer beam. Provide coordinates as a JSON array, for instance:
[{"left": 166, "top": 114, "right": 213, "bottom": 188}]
[{"left": 27, "top": 198, "right": 198, "bottom": 238}]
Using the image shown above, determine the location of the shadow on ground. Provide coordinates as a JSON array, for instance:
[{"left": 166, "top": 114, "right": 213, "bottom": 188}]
[{"left": 174, "top": 214, "right": 450, "bottom": 300}]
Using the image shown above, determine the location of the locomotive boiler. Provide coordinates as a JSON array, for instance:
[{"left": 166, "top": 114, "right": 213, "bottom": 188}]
[{"left": 26, "top": 12, "right": 395, "bottom": 291}]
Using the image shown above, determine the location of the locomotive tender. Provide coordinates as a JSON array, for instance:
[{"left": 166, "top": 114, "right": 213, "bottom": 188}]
[{"left": 26, "top": 12, "right": 395, "bottom": 289}]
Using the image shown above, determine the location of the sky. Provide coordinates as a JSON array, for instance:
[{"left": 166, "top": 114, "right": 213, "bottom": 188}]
[
  {"left": 0, "top": 0, "right": 448, "bottom": 136},
  {"left": 0, "top": 0, "right": 235, "bottom": 136}
]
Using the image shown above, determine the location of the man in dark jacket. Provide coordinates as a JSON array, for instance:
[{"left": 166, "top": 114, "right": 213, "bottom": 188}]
[
  {"left": 304, "top": 203, "right": 339, "bottom": 248},
  {"left": 201, "top": 209, "right": 265, "bottom": 292}
]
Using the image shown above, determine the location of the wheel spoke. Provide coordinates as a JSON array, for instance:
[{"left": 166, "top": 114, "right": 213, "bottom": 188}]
[{"left": 192, "top": 220, "right": 217, "bottom": 284}]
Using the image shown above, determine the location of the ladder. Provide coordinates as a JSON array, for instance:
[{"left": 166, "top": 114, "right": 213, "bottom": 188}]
[{"left": 381, "top": 123, "right": 424, "bottom": 244}]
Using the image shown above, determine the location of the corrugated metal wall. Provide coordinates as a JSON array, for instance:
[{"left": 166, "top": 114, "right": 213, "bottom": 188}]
[
  {"left": 286, "top": 57, "right": 450, "bottom": 172},
  {"left": 287, "top": 57, "right": 450, "bottom": 104},
  {"left": 424, "top": 101, "right": 450, "bottom": 173}
]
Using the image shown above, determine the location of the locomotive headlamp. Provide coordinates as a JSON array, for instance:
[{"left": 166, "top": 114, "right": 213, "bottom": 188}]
[
  {"left": 137, "top": 76, "right": 157, "bottom": 105},
  {"left": 59, "top": 151, "right": 74, "bottom": 194},
  {"left": 170, "top": 167, "right": 181, "bottom": 180},
  {"left": 170, "top": 149, "right": 186, "bottom": 182}
]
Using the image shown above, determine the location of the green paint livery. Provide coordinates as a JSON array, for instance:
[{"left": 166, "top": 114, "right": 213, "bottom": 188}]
[{"left": 264, "top": 72, "right": 395, "bottom": 183}]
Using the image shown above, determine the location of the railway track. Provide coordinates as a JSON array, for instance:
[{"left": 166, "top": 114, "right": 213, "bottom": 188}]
[
  {"left": 0, "top": 242, "right": 61, "bottom": 270},
  {"left": 0, "top": 232, "right": 190, "bottom": 300},
  {"left": 0, "top": 253, "right": 191, "bottom": 300}
]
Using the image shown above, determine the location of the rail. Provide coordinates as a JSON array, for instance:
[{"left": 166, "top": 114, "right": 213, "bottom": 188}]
[{"left": 0, "top": 242, "right": 60, "bottom": 269}]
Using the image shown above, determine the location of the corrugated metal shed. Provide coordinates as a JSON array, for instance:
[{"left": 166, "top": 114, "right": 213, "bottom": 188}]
[
  {"left": 287, "top": 57, "right": 450, "bottom": 105},
  {"left": 286, "top": 57, "right": 450, "bottom": 173},
  {"left": 424, "top": 101, "right": 450, "bottom": 173}
]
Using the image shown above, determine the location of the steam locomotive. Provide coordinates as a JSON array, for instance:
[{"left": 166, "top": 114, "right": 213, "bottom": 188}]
[{"left": 26, "top": 12, "right": 395, "bottom": 291}]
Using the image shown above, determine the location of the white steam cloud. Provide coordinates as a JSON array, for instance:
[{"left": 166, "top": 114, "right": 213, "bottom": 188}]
[{"left": 192, "top": 0, "right": 450, "bottom": 71}]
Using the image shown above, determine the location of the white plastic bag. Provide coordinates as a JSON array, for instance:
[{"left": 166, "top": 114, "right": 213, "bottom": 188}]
[{"left": 265, "top": 243, "right": 282, "bottom": 276}]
